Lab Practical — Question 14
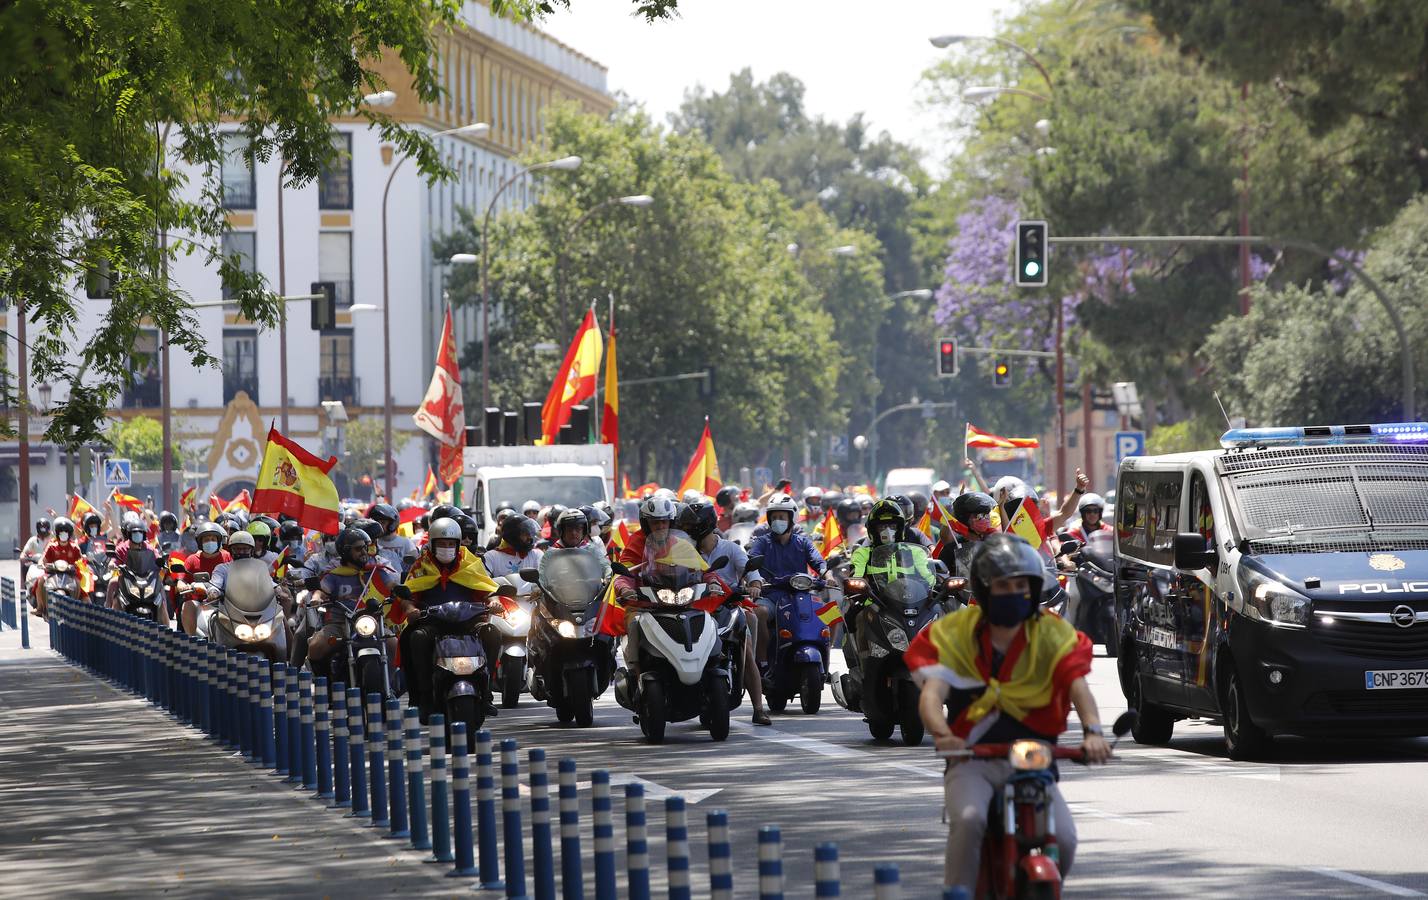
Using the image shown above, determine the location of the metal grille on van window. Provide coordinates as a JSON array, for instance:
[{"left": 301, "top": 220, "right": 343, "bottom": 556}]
[
  {"left": 1354, "top": 465, "right": 1428, "bottom": 525},
  {"left": 1230, "top": 467, "right": 1368, "bottom": 533},
  {"left": 1247, "top": 537, "right": 1428, "bottom": 555},
  {"left": 1218, "top": 444, "right": 1428, "bottom": 474}
]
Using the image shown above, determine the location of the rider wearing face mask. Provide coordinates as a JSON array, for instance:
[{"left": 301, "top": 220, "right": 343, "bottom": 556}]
[
  {"left": 396, "top": 517, "right": 502, "bottom": 721},
  {"left": 305, "top": 526, "right": 401, "bottom": 667},
  {"left": 941, "top": 491, "right": 999, "bottom": 578},
  {"left": 747, "top": 493, "right": 826, "bottom": 669},
  {"left": 178, "top": 529, "right": 248, "bottom": 635},
  {"left": 907, "top": 533, "right": 1106, "bottom": 893},
  {"left": 845, "top": 499, "right": 937, "bottom": 647}
]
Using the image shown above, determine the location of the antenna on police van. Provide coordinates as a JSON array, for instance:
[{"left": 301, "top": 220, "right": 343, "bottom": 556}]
[{"left": 1213, "top": 392, "right": 1233, "bottom": 429}]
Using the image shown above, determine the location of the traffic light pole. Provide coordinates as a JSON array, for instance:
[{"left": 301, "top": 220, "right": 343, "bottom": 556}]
[
  {"left": 1049, "top": 233, "right": 1415, "bottom": 419},
  {"left": 866, "top": 400, "right": 958, "bottom": 483}
]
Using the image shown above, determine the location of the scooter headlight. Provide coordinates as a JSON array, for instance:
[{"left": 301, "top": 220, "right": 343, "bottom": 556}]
[
  {"left": 1009, "top": 739, "right": 1053, "bottom": 771},
  {"left": 354, "top": 614, "right": 380, "bottom": 637},
  {"left": 234, "top": 623, "right": 256, "bottom": 641},
  {"left": 506, "top": 606, "right": 531, "bottom": 629},
  {"left": 675, "top": 587, "right": 696, "bottom": 604},
  {"left": 556, "top": 620, "right": 578, "bottom": 639},
  {"left": 656, "top": 588, "right": 677, "bottom": 604},
  {"left": 789, "top": 574, "right": 814, "bottom": 592},
  {"left": 253, "top": 621, "right": 273, "bottom": 641},
  {"left": 440, "top": 656, "right": 481, "bottom": 675}
]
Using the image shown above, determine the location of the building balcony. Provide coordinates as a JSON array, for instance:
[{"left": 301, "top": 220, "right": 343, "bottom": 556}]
[
  {"left": 121, "top": 377, "right": 162, "bottom": 409},
  {"left": 319, "top": 375, "right": 360, "bottom": 407},
  {"left": 223, "top": 373, "right": 260, "bottom": 405}
]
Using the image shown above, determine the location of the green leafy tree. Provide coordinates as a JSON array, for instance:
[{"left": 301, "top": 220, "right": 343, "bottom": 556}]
[
  {"left": 341, "top": 418, "right": 411, "bottom": 492},
  {"left": 2, "top": 0, "right": 456, "bottom": 447},
  {"left": 490, "top": 0, "right": 679, "bottom": 21},
  {"left": 106, "top": 416, "right": 181, "bottom": 470}
]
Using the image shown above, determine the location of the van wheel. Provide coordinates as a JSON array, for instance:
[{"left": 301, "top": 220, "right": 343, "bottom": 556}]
[
  {"left": 1223, "top": 664, "right": 1272, "bottom": 761},
  {"left": 1127, "top": 663, "right": 1175, "bottom": 745}
]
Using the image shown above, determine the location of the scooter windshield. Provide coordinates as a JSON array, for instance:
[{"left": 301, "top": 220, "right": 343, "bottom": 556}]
[
  {"left": 1082, "top": 529, "right": 1115, "bottom": 570},
  {"left": 642, "top": 530, "right": 708, "bottom": 589},
  {"left": 126, "top": 547, "right": 158, "bottom": 579},
  {"left": 540, "top": 549, "right": 606, "bottom": 610},
  {"left": 864, "top": 543, "right": 932, "bottom": 608}
]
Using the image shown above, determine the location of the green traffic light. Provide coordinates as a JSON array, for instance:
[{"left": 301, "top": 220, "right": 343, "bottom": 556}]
[{"left": 1023, "top": 260, "right": 1041, "bottom": 278}]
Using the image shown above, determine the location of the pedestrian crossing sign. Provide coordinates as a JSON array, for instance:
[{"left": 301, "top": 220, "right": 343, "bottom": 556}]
[{"left": 103, "top": 458, "right": 132, "bottom": 488}]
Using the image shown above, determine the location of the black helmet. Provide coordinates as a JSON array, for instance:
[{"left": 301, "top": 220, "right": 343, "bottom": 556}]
[
  {"left": 336, "top": 527, "right": 372, "bottom": 566},
  {"left": 677, "top": 500, "right": 718, "bottom": 543},
  {"left": 158, "top": 510, "right": 178, "bottom": 532},
  {"left": 501, "top": 514, "right": 539, "bottom": 552},
  {"left": 82, "top": 511, "right": 102, "bottom": 533},
  {"left": 53, "top": 516, "right": 75, "bottom": 541},
  {"left": 888, "top": 494, "right": 914, "bottom": 522},
  {"left": 430, "top": 503, "right": 461, "bottom": 524},
  {"left": 968, "top": 533, "right": 1046, "bottom": 611},
  {"left": 822, "top": 490, "right": 845, "bottom": 512},
  {"left": 453, "top": 513, "right": 479, "bottom": 546},
  {"left": 370, "top": 503, "right": 399, "bottom": 535},
  {"left": 732, "top": 501, "right": 759, "bottom": 524},
  {"left": 836, "top": 497, "right": 863, "bottom": 526},
  {"left": 908, "top": 491, "right": 929, "bottom": 520},
  {"left": 353, "top": 517, "right": 384, "bottom": 544},
  {"left": 544, "top": 504, "right": 567, "bottom": 527},
  {"left": 952, "top": 492, "right": 996, "bottom": 529},
  {"left": 715, "top": 486, "right": 739, "bottom": 510},
  {"left": 279, "top": 520, "right": 305, "bottom": 543},
  {"left": 580, "top": 504, "right": 610, "bottom": 532},
  {"left": 866, "top": 498, "right": 907, "bottom": 545},
  {"left": 36, "top": 517, "right": 51, "bottom": 536}
]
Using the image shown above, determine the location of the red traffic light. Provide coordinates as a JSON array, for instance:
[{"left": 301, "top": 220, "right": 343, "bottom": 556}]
[
  {"left": 937, "top": 337, "right": 958, "bottom": 377},
  {"left": 940, "top": 341, "right": 954, "bottom": 354}
]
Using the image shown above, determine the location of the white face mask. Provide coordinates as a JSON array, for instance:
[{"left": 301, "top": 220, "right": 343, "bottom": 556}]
[
  {"left": 130, "top": 530, "right": 145, "bottom": 543},
  {"left": 88, "top": 525, "right": 100, "bottom": 537},
  {"left": 435, "top": 546, "right": 457, "bottom": 563},
  {"left": 880, "top": 527, "right": 897, "bottom": 544},
  {"left": 770, "top": 519, "right": 790, "bottom": 535},
  {"left": 201, "top": 540, "right": 219, "bottom": 554}
]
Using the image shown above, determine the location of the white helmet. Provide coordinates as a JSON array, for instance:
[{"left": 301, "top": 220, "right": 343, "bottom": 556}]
[
  {"left": 521, "top": 500, "right": 542, "bottom": 515},
  {"left": 766, "top": 492, "right": 799, "bottom": 517},
  {"left": 1077, "top": 492, "right": 1105, "bottom": 513},
  {"left": 652, "top": 488, "right": 677, "bottom": 503},
  {"left": 681, "top": 488, "right": 703, "bottom": 504},
  {"left": 428, "top": 517, "right": 462, "bottom": 542},
  {"left": 639, "top": 496, "right": 677, "bottom": 528},
  {"left": 932, "top": 479, "right": 951, "bottom": 494},
  {"left": 226, "top": 531, "right": 256, "bottom": 550}
]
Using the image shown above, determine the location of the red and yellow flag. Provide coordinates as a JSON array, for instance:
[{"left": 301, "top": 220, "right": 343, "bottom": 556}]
[
  {"left": 68, "top": 492, "right": 96, "bottom": 521},
  {"left": 541, "top": 309, "right": 602, "bottom": 443},
  {"left": 600, "top": 327, "right": 619, "bottom": 465},
  {"left": 208, "top": 493, "right": 226, "bottom": 519},
  {"left": 965, "top": 422, "right": 1040, "bottom": 451},
  {"left": 224, "top": 489, "right": 251, "bottom": 514},
  {"left": 677, "top": 420, "right": 722, "bottom": 499},
  {"left": 821, "top": 511, "right": 845, "bottom": 557},
  {"left": 422, "top": 465, "right": 438, "bottom": 499},
  {"left": 1005, "top": 497, "right": 1050, "bottom": 549},
  {"left": 251, "top": 426, "right": 341, "bottom": 533},
  {"left": 816, "top": 599, "right": 844, "bottom": 629},
  {"left": 179, "top": 486, "right": 196, "bottom": 512},
  {"left": 111, "top": 490, "right": 144, "bottom": 513}
]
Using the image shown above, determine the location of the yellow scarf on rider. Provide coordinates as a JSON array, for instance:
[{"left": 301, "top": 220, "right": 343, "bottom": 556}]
[
  {"left": 404, "top": 549, "right": 497, "bottom": 596},
  {"left": 924, "top": 605, "right": 1089, "bottom": 730}
]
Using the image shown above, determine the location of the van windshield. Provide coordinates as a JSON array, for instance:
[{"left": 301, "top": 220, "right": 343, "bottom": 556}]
[{"left": 488, "top": 475, "right": 606, "bottom": 512}]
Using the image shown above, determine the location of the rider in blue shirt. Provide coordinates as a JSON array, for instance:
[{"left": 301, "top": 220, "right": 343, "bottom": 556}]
[{"left": 747, "top": 492, "right": 826, "bottom": 671}]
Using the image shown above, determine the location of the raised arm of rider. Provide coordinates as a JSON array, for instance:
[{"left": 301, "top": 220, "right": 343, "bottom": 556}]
[
  {"left": 1068, "top": 676, "right": 1111, "bottom": 763},
  {"left": 919, "top": 678, "right": 964, "bottom": 755},
  {"left": 1051, "top": 468, "right": 1090, "bottom": 530}
]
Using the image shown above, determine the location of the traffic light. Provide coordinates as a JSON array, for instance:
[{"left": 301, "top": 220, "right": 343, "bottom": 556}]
[
  {"left": 1015, "top": 220, "right": 1048, "bottom": 287},
  {"left": 992, "top": 357, "right": 1012, "bottom": 388},
  {"left": 937, "top": 338, "right": 959, "bottom": 377},
  {"left": 310, "top": 281, "right": 337, "bottom": 330}
]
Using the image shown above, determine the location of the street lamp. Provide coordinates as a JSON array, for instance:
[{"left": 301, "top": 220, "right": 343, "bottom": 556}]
[
  {"left": 962, "top": 85, "right": 1051, "bottom": 105},
  {"left": 867, "top": 290, "right": 934, "bottom": 480},
  {"left": 380, "top": 120, "right": 491, "bottom": 499},
  {"left": 479, "top": 155, "right": 583, "bottom": 420},
  {"left": 929, "top": 34, "right": 1055, "bottom": 93},
  {"left": 557, "top": 193, "right": 655, "bottom": 332}
]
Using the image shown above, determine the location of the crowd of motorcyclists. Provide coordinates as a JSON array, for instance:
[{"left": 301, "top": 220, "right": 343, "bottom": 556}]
[{"left": 18, "top": 468, "right": 1116, "bottom": 894}]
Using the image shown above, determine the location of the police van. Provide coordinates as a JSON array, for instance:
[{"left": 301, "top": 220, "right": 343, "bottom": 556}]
[{"left": 1114, "top": 422, "right": 1428, "bottom": 759}]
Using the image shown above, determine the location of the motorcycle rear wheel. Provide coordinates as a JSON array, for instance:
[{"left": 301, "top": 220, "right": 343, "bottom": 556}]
[
  {"left": 798, "top": 662, "right": 822, "bottom": 715},
  {"left": 867, "top": 716, "right": 896, "bottom": 742},
  {"left": 640, "top": 680, "right": 667, "bottom": 744}
]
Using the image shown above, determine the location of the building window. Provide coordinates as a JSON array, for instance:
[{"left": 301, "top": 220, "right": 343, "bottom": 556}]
[
  {"left": 221, "top": 133, "right": 256, "bottom": 209},
  {"left": 221, "top": 231, "right": 257, "bottom": 300},
  {"left": 318, "top": 232, "right": 353, "bottom": 307},
  {"left": 123, "top": 329, "right": 162, "bottom": 408},
  {"left": 222, "top": 329, "right": 259, "bottom": 403},
  {"left": 319, "top": 330, "right": 356, "bottom": 406},
  {"left": 318, "top": 132, "right": 353, "bottom": 210}
]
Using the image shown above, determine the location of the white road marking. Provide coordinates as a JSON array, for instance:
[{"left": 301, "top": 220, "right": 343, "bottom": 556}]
[
  {"left": 1306, "top": 867, "right": 1425, "bottom": 897},
  {"left": 728, "top": 719, "right": 865, "bottom": 758},
  {"left": 1064, "top": 801, "right": 1151, "bottom": 828},
  {"left": 604, "top": 773, "right": 722, "bottom": 804}
]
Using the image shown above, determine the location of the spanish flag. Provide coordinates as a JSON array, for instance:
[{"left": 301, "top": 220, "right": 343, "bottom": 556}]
[
  {"left": 180, "top": 485, "right": 196, "bottom": 512},
  {"left": 600, "top": 327, "right": 619, "bottom": 465},
  {"left": 422, "top": 465, "right": 438, "bottom": 499},
  {"left": 965, "top": 422, "right": 1041, "bottom": 451},
  {"left": 251, "top": 426, "right": 341, "bottom": 534},
  {"left": 541, "top": 308, "right": 602, "bottom": 443},
  {"left": 676, "top": 419, "right": 722, "bottom": 499},
  {"left": 224, "top": 489, "right": 252, "bottom": 514},
  {"left": 68, "top": 492, "right": 96, "bottom": 521},
  {"left": 208, "top": 493, "right": 227, "bottom": 519},
  {"left": 816, "top": 599, "right": 845, "bottom": 629},
  {"left": 111, "top": 490, "right": 144, "bottom": 513},
  {"left": 1005, "top": 497, "right": 1050, "bottom": 549},
  {"left": 821, "top": 511, "right": 845, "bottom": 557}
]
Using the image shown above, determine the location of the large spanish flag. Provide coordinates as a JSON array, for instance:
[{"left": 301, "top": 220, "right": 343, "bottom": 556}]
[
  {"left": 68, "top": 492, "right": 96, "bottom": 521},
  {"left": 541, "top": 309, "right": 602, "bottom": 444},
  {"left": 965, "top": 422, "right": 1040, "bottom": 451},
  {"left": 600, "top": 327, "right": 619, "bottom": 461},
  {"left": 251, "top": 426, "right": 341, "bottom": 534},
  {"left": 677, "top": 419, "right": 722, "bottom": 498}
]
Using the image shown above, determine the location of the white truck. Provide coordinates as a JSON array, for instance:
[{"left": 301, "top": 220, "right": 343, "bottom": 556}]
[{"left": 463, "top": 444, "right": 615, "bottom": 545}]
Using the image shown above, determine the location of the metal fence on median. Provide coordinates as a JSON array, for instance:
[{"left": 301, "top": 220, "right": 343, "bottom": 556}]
[{"left": 42, "top": 595, "right": 971, "bottom": 899}]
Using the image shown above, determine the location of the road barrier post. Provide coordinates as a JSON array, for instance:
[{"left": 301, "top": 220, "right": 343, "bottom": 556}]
[
  {"left": 385, "top": 697, "right": 410, "bottom": 839},
  {"left": 625, "top": 782, "right": 650, "bottom": 900},
  {"left": 260, "top": 664, "right": 276, "bottom": 769},
  {"left": 814, "top": 843, "right": 840, "bottom": 897},
  {"left": 501, "top": 738, "right": 528, "bottom": 899},
  {"left": 315, "top": 677, "right": 334, "bottom": 797},
  {"left": 285, "top": 667, "right": 302, "bottom": 782},
  {"left": 942, "top": 888, "right": 970, "bottom": 900},
  {"left": 236, "top": 652, "right": 252, "bottom": 758},
  {"left": 476, "top": 729, "right": 504, "bottom": 890},
  {"left": 666, "top": 796, "right": 691, "bottom": 900},
  {"left": 331, "top": 683, "right": 350, "bottom": 806},
  {"left": 708, "top": 810, "right": 733, "bottom": 900},
  {"left": 428, "top": 714, "right": 453, "bottom": 862},
  {"left": 366, "top": 692, "right": 389, "bottom": 827},
  {"left": 758, "top": 825, "right": 784, "bottom": 900},
  {"left": 226, "top": 649, "right": 241, "bottom": 751},
  {"left": 405, "top": 707, "right": 430, "bottom": 851},
  {"left": 449, "top": 721, "right": 479, "bottom": 878},
  {"left": 529, "top": 748, "right": 554, "bottom": 900},
  {"left": 873, "top": 863, "right": 900, "bottom": 899},
  {"left": 347, "top": 687, "right": 370, "bottom": 817},
  {"left": 299, "top": 670, "right": 317, "bottom": 790},
  {"left": 558, "top": 758, "right": 583, "bottom": 900},
  {"left": 591, "top": 770, "right": 616, "bottom": 900},
  {"left": 272, "top": 662, "right": 289, "bottom": 775}
]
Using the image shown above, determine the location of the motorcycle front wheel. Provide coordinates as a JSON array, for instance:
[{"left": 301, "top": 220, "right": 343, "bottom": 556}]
[
  {"left": 706, "top": 674, "right": 730, "bottom": 742},
  {"left": 446, "top": 695, "right": 483, "bottom": 753},
  {"left": 799, "top": 661, "right": 823, "bottom": 715},
  {"left": 640, "top": 680, "right": 667, "bottom": 744},
  {"left": 898, "top": 680, "right": 924, "bottom": 747},
  {"left": 501, "top": 671, "right": 522, "bottom": 708}
]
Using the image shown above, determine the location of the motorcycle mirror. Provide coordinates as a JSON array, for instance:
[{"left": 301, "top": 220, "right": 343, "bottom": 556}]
[
  {"left": 496, "top": 583, "right": 518, "bottom": 598},
  {"left": 932, "top": 559, "right": 950, "bottom": 578},
  {"left": 744, "top": 554, "right": 764, "bottom": 574},
  {"left": 611, "top": 561, "right": 630, "bottom": 577},
  {"left": 709, "top": 555, "right": 729, "bottom": 572},
  {"left": 519, "top": 567, "right": 541, "bottom": 584},
  {"left": 1057, "top": 539, "right": 1081, "bottom": 556},
  {"left": 192, "top": 572, "right": 211, "bottom": 583},
  {"left": 1111, "top": 710, "right": 1139, "bottom": 738},
  {"left": 303, "top": 575, "right": 322, "bottom": 591}
]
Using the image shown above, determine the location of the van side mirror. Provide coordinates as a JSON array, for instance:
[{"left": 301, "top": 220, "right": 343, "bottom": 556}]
[{"left": 1173, "top": 532, "right": 1215, "bottom": 570}]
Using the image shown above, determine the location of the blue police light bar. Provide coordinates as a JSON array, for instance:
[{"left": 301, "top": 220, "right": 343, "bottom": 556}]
[{"left": 1220, "top": 422, "right": 1428, "bottom": 449}]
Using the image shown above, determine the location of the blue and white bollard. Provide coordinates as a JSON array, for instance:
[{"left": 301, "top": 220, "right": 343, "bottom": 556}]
[
  {"left": 501, "top": 738, "right": 528, "bottom": 899},
  {"left": 405, "top": 707, "right": 430, "bottom": 851},
  {"left": 285, "top": 667, "right": 302, "bottom": 782},
  {"left": 247, "top": 656, "right": 263, "bottom": 764},
  {"left": 448, "top": 722, "right": 479, "bottom": 878},
  {"left": 367, "top": 693, "right": 389, "bottom": 828},
  {"left": 758, "top": 825, "right": 784, "bottom": 900},
  {"left": 814, "top": 843, "right": 840, "bottom": 898},
  {"left": 272, "top": 663, "right": 289, "bottom": 775},
  {"left": 299, "top": 671, "right": 318, "bottom": 790},
  {"left": 873, "top": 863, "right": 901, "bottom": 899},
  {"left": 666, "top": 796, "right": 691, "bottom": 900},
  {"left": 315, "top": 677, "right": 334, "bottom": 797},
  {"left": 591, "top": 770, "right": 616, "bottom": 900},
  {"left": 331, "top": 683, "right": 350, "bottom": 806},
  {"left": 347, "top": 688, "right": 370, "bottom": 818},
  {"left": 528, "top": 749, "right": 555, "bottom": 900},
  {"left": 226, "top": 649, "right": 241, "bottom": 751},
  {"left": 234, "top": 651, "right": 249, "bottom": 757},
  {"left": 942, "top": 888, "right": 971, "bottom": 900},
  {"left": 708, "top": 811, "right": 733, "bottom": 900},
  {"left": 558, "top": 758, "right": 583, "bottom": 900},
  {"left": 476, "top": 729, "right": 503, "bottom": 890},
  {"left": 625, "top": 782, "right": 650, "bottom": 900},
  {"left": 385, "top": 697, "right": 410, "bottom": 839},
  {"left": 429, "top": 714, "right": 453, "bottom": 863}
]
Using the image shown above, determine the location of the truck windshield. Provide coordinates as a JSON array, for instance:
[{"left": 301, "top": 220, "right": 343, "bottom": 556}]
[{"left": 489, "top": 475, "right": 606, "bottom": 511}]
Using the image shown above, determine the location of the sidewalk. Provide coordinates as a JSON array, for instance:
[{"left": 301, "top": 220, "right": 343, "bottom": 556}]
[{"left": 0, "top": 565, "right": 466, "bottom": 899}]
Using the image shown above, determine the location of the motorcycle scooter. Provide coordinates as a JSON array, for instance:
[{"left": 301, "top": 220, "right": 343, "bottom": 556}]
[
  {"left": 112, "top": 546, "right": 166, "bottom": 624},
  {"left": 761, "top": 572, "right": 832, "bottom": 715},
  {"left": 197, "top": 559, "right": 290, "bottom": 664},
  {"left": 940, "top": 711, "right": 1137, "bottom": 899},
  {"left": 521, "top": 548, "right": 615, "bottom": 727},
  {"left": 1065, "top": 530, "right": 1117, "bottom": 657},
  {"left": 490, "top": 573, "right": 535, "bottom": 708},
  {"left": 417, "top": 593, "right": 497, "bottom": 751}
]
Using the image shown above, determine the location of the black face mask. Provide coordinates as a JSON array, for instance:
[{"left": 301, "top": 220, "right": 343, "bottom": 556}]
[{"left": 984, "top": 590, "right": 1035, "bottom": 627}]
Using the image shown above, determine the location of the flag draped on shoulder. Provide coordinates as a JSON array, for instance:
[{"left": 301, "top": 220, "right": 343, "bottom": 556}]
[
  {"left": 677, "top": 420, "right": 722, "bottom": 498},
  {"left": 542, "top": 309, "right": 602, "bottom": 443},
  {"left": 965, "top": 422, "right": 1041, "bottom": 450},
  {"left": 405, "top": 549, "right": 497, "bottom": 597},
  {"left": 414, "top": 307, "right": 466, "bottom": 487},
  {"left": 251, "top": 426, "right": 341, "bottom": 534}
]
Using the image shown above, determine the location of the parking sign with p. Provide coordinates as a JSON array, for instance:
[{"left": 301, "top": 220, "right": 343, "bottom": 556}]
[{"left": 1115, "top": 431, "right": 1146, "bottom": 463}]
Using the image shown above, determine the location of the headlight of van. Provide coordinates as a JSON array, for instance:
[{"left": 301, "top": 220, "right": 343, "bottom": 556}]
[{"left": 1238, "top": 568, "right": 1310, "bottom": 628}]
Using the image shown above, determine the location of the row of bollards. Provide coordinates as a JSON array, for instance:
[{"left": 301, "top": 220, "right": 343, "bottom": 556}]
[{"left": 46, "top": 596, "right": 957, "bottom": 897}]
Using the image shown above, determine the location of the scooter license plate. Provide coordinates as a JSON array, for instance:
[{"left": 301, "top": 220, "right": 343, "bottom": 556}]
[{"left": 1364, "top": 669, "right": 1428, "bottom": 690}]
